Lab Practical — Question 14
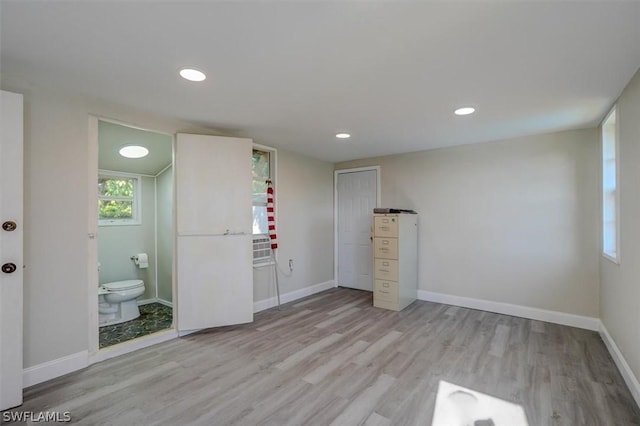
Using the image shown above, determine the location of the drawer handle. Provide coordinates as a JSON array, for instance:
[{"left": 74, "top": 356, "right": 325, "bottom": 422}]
[
  {"left": 379, "top": 269, "right": 389, "bottom": 273},
  {"left": 380, "top": 289, "right": 389, "bottom": 294},
  {"left": 382, "top": 282, "right": 390, "bottom": 288},
  {"left": 382, "top": 240, "right": 389, "bottom": 245},
  {"left": 382, "top": 262, "right": 389, "bottom": 266},
  {"left": 382, "top": 219, "right": 389, "bottom": 223},
  {"left": 380, "top": 248, "right": 388, "bottom": 252},
  {"left": 380, "top": 226, "right": 389, "bottom": 231}
]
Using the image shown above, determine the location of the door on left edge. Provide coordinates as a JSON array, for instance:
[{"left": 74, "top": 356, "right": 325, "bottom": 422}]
[{"left": 0, "top": 90, "right": 24, "bottom": 410}]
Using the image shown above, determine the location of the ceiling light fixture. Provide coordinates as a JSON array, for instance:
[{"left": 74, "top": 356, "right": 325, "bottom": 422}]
[
  {"left": 119, "top": 145, "right": 149, "bottom": 159},
  {"left": 336, "top": 133, "right": 351, "bottom": 139},
  {"left": 454, "top": 107, "right": 476, "bottom": 116},
  {"left": 179, "top": 68, "right": 206, "bottom": 82}
]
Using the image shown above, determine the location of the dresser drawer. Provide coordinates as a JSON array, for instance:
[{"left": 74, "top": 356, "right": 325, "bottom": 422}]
[
  {"left": 374, "top": 216, "right": 398, "bottom": 237},
  {"left": 374, "top": 280, "right": 399, "bottom": 304},
  {"left": 374, "top": 237, "right": 398, "bottom": 259},
  {"left": 374, "top": 258, "right": 398, "bottom": 281}
]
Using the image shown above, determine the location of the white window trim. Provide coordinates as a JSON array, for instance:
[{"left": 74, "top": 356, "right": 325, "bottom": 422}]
[
  {"left": 253, "top": 143, "right": 277, "bottom": 267},
  {"left": 601, "top": 105, "right": 620, "bottom": 264},
  {"left": 98, "top": 170, "right": 142, "bottom": 226}
]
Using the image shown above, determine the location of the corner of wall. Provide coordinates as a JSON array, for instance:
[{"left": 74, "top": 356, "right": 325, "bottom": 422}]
[{"left": 599, "top": 321, "right": 640, "bottom": 408}]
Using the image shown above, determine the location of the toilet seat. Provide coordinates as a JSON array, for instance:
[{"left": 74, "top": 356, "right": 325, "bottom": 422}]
[
  {"left": 99, "top": 280, "right": 146, "bottom": 327},
  {"left": 102, "top": 279, "right": 144, "bottom": 291}
]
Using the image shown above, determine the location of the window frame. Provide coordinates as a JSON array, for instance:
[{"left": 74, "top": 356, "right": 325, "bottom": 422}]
[
  {"left": 252, "top": 143, "right": 277, "bottom": 267},
  {"left": 98, "top": 170, "right": 142, "bottom": 227},
  {"left": 601, "top": 105, "right": 620, "bottom": 264}
]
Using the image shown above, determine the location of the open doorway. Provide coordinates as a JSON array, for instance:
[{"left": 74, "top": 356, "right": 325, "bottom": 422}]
[{"left": 89, "top": 118, "right": 175, "bottom": 353}]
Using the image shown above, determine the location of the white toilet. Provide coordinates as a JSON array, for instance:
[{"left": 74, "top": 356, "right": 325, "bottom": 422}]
[{"left": 98, "top": 280, "right": 145, "bottom": 327}]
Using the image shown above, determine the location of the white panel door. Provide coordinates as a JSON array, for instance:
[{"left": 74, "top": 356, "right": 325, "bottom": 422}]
[
  {"left": 175, "top": 134, "right": 253, "bottom": 331},
  {"left": 0, "top": 90, "right": 23, "bottom": 410},
  {"left": 337, "top": 170, "right": 378, "bottom": 291}
]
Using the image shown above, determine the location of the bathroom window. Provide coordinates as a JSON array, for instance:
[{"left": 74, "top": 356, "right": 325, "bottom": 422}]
[
  {"left": 252, "top": 145, "right": 276, "bottom": 265},
  {"left": 98, "top": 171, "right": 141, "bottom": 226}
]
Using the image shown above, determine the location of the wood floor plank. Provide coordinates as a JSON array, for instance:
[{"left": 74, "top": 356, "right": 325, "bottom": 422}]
[
  {"left": 489, "top": 323, "right": 511, "bottom": 358},
  {"left": 364, "top": 412, "right": 391, "bottom": 426},
  {"left": 314, "top": 307, "right": 361, "bottom": 329},
  {"left": 303, "top": 340, "right": 370, "bottom": 385},
  {"left": 531, "top": 319, "right": 546, "bottom": 333},
  {"left": 256, "top": 309, "right": 314, "bottom": 331},
  {"left": 329, "top": 373, "right": 396, "bottom": 425},
  {"left": 327, "top": 300, "right": 365, "bottom": 316},
  {"left": 5, "top": 288, "right": 640, "bottom": 425},
  {"left": 353, "top": 330, "right": 403, "bottom": 366},
  {"left": 275, "top": 332, "right": 343, "bottom": 370}
]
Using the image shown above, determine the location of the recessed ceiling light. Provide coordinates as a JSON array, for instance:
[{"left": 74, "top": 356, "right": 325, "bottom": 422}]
[
  {"left": 454, "top": 107, "right": 476, "bottom": 116},
  {"left": 336, "top": 133, "right": 351, "bottom": 139},
  {"left": 119, "top": 145, "right": 149, "bottom": 159},
  {"left": 179, "top": 68, "right": 206, "bottom": 82}
]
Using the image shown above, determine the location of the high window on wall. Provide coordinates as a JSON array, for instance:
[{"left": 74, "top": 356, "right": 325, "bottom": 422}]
[
  {"left": 252, "top": 145, "right": 276, "bottom": 265},
  {"left": 98, "top": 171, "right": 141, "bottom": 226},
  {"left": 602, "top": 106, "right": 619, "bottom": 262}
]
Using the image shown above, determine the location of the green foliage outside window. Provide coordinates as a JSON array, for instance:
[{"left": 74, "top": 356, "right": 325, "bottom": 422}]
[
  {"left": 98, "top": 177, "right": 135, "bottom": 219},
  {"left": 252, "top": 150, "right": 269, "bottom": 203},
  {"left": 99, "top": 200, "right": 133, "bottom": 219}
]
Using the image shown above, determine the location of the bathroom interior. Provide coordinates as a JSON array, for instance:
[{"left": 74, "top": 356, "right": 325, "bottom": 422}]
[{"left": 97, "top": 120, "right": 174, "bottom": 348}]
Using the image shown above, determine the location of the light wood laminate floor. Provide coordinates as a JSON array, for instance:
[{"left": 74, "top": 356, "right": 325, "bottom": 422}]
[{"left": 6, "top": 288, "right": 640, "bottom": 425}]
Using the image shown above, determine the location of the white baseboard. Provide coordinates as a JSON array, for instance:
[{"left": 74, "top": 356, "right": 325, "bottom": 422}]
[
  {"left": 599, "top": 321, "right": 640, "bottom": 408},
  {"left": 89, "top": 329, "right": 178, "bottom": 365},
  {"left": 156, "top": 298, "right": 173, "bottom": 308},
  {"left": 23, "top": 350, "right": 89, "bottom": 388},
  {"left": 138, "top": 298, "right": 173, "bottom": 308},
  {"left": 417, "top": 290, "right": 600, "bottom": 331},
  {"left": 254, "top": 280, "right": 336, "bottom": 313}
]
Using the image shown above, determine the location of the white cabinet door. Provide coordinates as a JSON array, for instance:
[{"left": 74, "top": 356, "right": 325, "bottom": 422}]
[
  {"left": 0, "top": 90, "right": 23, "bottom": 410},
  {"left": 175, "top": 134, "right": 253, "bottom": 331}
]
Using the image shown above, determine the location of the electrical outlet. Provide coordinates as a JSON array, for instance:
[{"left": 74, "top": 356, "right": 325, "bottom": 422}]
[{"left": 289, "top": 259, "right": 294, "bottom": 271}]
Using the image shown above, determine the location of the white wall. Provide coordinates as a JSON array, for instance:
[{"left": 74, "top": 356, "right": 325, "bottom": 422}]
[
  {"left": 600, "top": 68, "right": 640, "bottom": 381},
  {"left": 337, "top": 128, "right": 600, "bottom": 317},
  {"left": 253, "top": 149, "right": 335, "bottom": 302},
  {"left": 98, "top": 175, "right": 156, "bottom": 300},
  {"left": 0, "top": 80, "right": 334, "bottom": 369},
  {"left": 156, "top": 165, "right": 173, "bottom": 303},
  {"left": 19, "top": 91, "right": 91, "bottom": 367}
]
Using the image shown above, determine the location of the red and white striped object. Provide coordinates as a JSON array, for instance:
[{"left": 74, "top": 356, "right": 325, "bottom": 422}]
[{"left": 267, "top": 181, "right": 278, "bottom": 250}]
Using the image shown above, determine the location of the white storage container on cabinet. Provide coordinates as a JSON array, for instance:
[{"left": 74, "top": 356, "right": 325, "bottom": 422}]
[{"left": 372, "top": 213, "right": 418, "bottom": 311}]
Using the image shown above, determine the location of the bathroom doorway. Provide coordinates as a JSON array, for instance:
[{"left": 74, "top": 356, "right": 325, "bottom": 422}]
[{"left": 90, "top": 119, "right": 175, "bottom": 351}]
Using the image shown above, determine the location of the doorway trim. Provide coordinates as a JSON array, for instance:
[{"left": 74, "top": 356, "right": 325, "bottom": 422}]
[
  {"left": 334, "top": 166, "right": 381, "bottom": 288},
  {"left": 87, "top": 115, "right": 177, "bottom": 361}
]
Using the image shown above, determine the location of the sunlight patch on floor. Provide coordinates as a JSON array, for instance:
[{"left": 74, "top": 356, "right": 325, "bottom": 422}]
[{"left": 432, "top": 380, "right": 529, "bottom": 426}]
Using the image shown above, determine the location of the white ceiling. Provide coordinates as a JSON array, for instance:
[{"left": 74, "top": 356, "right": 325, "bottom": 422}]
[
  {"left": 1, "top": 1, "right": 639, "bottom": 163},
  {"left": 98, "top": 121, "right": 173, "bottom": 176}
]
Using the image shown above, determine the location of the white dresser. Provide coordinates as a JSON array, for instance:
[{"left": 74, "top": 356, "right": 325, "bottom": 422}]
[{"left": 372, "top": 213, "right": 418, "bottom": 311}]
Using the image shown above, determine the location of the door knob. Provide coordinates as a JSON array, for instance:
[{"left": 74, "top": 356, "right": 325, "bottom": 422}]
[
  {"left": 2, "top": 263, "right": 17, "bottom": 274},
  {"left": 2, "top": 221, "right": 17, "bottom": 232}
]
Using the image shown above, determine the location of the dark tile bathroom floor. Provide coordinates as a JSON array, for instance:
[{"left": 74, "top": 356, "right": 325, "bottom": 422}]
[{"left": 99, "top": 303, "right": 173, "bottom": 349}]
